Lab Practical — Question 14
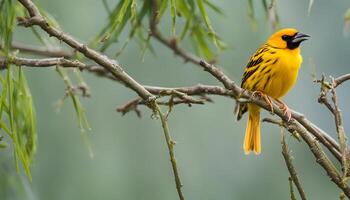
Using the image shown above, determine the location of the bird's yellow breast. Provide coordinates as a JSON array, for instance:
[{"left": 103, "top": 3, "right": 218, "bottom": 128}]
[
  {"left": 241, "top": 45, "right": 302, "bottom": 99},
  {"left": 263, "top": 48, "right": 302, "bottom": 99}
]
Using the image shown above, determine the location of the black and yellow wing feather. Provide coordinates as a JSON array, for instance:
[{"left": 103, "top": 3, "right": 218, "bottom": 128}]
[{"left": 237, "top": 44, "right": 279, "bottom": 120}]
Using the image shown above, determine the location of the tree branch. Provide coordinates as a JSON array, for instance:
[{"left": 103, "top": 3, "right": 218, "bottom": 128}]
[
  {"left": 144, "top": 84, "right": 233, "bottom": 97},
  {"left": 330, "top": 79, "right": 348, "bottom": 180},
  {"left": 334, "top": 73, "right": 350, "bottom": 88},
  {"left": 0, "top": 56, "right": 85, "bottom": 69},
  {"left": 316, "top": 75, "right": 349, "bottom": 177},
  {"left": 264, "top": 118, "right": 350, "bottom": 197},
  {"left": 281, "top": 133, "right": 307, "bottom": 200},
  {"left": 153, "top": 104, "right": 184, "bottom": 200},
  {"left": 317, "top": 75, "right": 336, "bottom": 114},
  {"left": 117, "top": 85, "right": 229, "bottom": 116},
  {"left": 0, "top": 42, "right": 74, "bottom": 58}
]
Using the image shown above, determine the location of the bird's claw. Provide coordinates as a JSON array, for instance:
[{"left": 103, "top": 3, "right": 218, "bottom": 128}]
[{"left": 251, "top": 91, "right": 274, "bottom": 114}]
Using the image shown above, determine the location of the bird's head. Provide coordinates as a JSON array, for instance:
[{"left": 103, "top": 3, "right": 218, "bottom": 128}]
[{"left": 267, "top": 28, "right": 310, "bottom": 50}]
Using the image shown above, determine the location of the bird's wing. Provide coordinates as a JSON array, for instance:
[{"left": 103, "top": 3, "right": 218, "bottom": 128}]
[
  {"left": 241, "top": 45, "right": 271, "bottom": 88},
  {"left": 237, "top": 44, "right": 278, "bottom": 120}
]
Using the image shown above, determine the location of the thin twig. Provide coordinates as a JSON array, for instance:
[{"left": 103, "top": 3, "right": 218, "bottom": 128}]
[
  {"left": 0, "top": 42, "right": 74, "bottom": 58},
  {"left": 293, "top": 111, "right": 342, "bottom": 162},
  {"left": 117, "top": 89, "right": 216, "bottom": 116},
  {"left": 153, "top": 103, "right": 185, "bottom": 200},
  {"left": 288, "top": 177, "right": 297, "bottom": 200},
  {"left": 264, "top": 118, "right": 350, "bottom": 197},
  {"left": 334, "top": 73, "right": 350, "bottom": 88},
  {"left": 116, "top": 97, "right": 206, "bottom": 116},
  {"left": 340, "top": 192, "right": 346, "bottom": 200},
  {"left": 116, "top": 97, "right": 142, "bottom": 117},
  {"left": 144, "top": 84, "right": 233, "bottom": 97},
  {"left": 316, "top": 75, "right": 349, "bottom": 178},
  {"left": 0, "top": 56, "right": 86, "bottom": 69},
  {"left": 281, "top": 133, "right": 307, "bottom": 200},
  {"left": 331, "top": 78, "right": 348, "bottom": 180},
  {"left": 317, "top": 74, "right": 336, "bottom": 114}
]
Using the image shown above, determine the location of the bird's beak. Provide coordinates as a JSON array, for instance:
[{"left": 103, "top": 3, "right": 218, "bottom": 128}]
[{"left": 292, "top": 32, "right": 310, "bottom": 43}]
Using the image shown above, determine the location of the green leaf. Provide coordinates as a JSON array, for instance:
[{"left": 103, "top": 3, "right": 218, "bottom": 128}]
[
  {"left": 247, "top": 0, "right": 257, "bottom": 30},
  {"left": 17, "top": 67, "right": 37, "bottom": 163},
  {"left": 0, "top": 141, "right": 7, "bottom": 148},
  {"left": 97, "top": 0, "right": 150, "bottom": 54},
  {"left": 130, "top": 0, "right": 137, "bottom": 23},
  {"left": 262, "top": 0, "right": 268, "bottom": 13},
  {"left": 196, "top": 0, "right": 212, "bottom": 31},
  {"left": 7, "top": 65, "right": 15, "bottom": 136},
  {"left": 175, "top": 0, "right": 193, "bottom": 40},
  {"left": 345, "top": 8, "right": 350, "bottom": 21},
  {"left": 157, "top": 0, "right": 169, "bottom": 22},
  {"left": 191, "top": 25, "right": 214, "bottom": 60},
  {"left": 99, "top": 9, "right": 131, "bottom": 52},
  {"left": 170, "top": 0, "right": 177, "bottom": 36},
  {"left": 179, "top": 19, "right": 192, "bottom": 41},
  {"left": 102, "top": 0, "right": 112, "bottom": 14},
  {"left": 116, "top": 1, "right": 149, "bottom": 56},
  {"left": 9, "top": 66, "right": 37, "bottom": 180},
  {"left": 176, "top": 0, "right": 192, "bottom": 19},
  {"left": 0, "top": 74, "right": 8, "bottom": 119},
  {"left": 90, "top": 1, "right": 122, "bottom": 47},
  {"left": 30, "top": 27, "right": 47, "bottom": 46},
  {"left": 267, "top": 0, "right": 279, "bottom": 30},
  {"left": 344, "top": 8, "right": 350, "bottom": 36},
  {"left": 94, "top": 0, "right": 135, "bottom": 52},
  {"left": 56, "top": 67, "right": 93, "bottom": 158},
  {"left": 36, "top": 3, "right": 61, "bottom": 28},
  {"left": 5, "top": 65, "right": 34, "bottom": 181},
  {"left": 0, "top": 0, "right": 16, "bottom": 55},
  {"left": 204, "top": 0, "right": 224, "bottom": 15},
  {"left": 196, "top": 0, "right": 221, "bottom": 50},
  {"left": 101, "top": 0, "right": 132, "bottom": 42},
  {"left": 139, "top": 32, "right": 156, "bottom": 61},
  {"left": 187, "top": 0, "right": 195, "bottom": 9},
  {"left": 0, "top": 120, "right": 11, "bottom": 136}
]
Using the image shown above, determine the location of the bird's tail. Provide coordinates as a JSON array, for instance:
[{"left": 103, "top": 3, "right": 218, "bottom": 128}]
[{"left": 243, "top": 106, "right": 261, "bottom": 155}]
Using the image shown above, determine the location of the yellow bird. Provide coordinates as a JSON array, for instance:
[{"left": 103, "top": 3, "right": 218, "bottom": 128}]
[{"left": 237, "top": 28, "right": 309, "bottom": 155}]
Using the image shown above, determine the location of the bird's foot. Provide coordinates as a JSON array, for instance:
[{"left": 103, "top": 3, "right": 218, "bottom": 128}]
[
  {"left": 251, "top": 91, "right": 274, "bottom": 114},
  {"left": 276, "top": 99, "right": 292, "bottom": 122}
]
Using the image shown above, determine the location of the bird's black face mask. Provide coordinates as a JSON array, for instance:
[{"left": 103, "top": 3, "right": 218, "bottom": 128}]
[{"left": 282, "top": 32, "right": 310, "bottom": 50}]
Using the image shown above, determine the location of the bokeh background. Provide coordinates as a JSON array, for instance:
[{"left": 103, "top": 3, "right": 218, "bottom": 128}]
[{"left": 1, "top": 0, "right": 350, "bottom": 199}]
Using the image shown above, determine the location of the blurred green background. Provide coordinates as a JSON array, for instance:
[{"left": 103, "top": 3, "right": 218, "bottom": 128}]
[{"left": 1, "top": 0, "right": 350, "bottom": 199}]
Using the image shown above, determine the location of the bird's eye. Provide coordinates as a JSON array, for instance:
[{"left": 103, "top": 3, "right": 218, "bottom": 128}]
[{"left": 281, "top": 35, "right": 290, "bottom": 41}]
